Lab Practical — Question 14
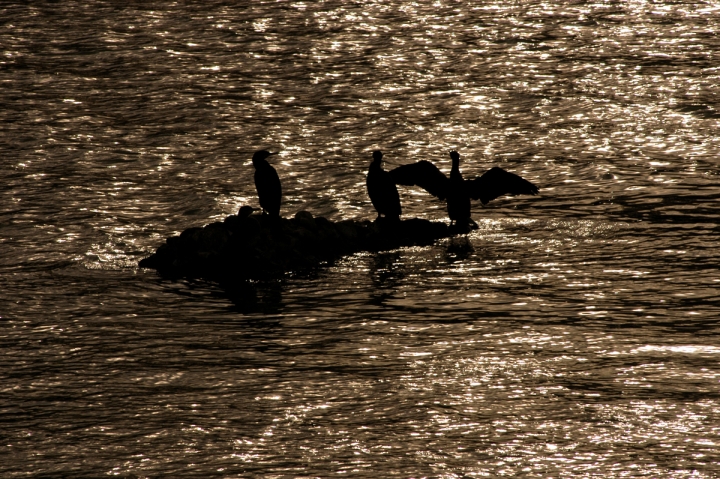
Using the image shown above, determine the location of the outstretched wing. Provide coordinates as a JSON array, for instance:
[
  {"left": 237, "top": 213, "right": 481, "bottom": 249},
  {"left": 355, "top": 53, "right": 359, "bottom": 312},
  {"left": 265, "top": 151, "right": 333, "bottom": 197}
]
[
  {"left": 389, "top": 160, "right": 450, "bottom": 200},
  {"left": 465, "top": 167, "right": 539, "bottom": 205}
]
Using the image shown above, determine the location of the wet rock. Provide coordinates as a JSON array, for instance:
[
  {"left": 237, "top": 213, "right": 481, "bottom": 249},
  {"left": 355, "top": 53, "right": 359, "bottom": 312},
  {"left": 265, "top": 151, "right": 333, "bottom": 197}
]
[
  {"left": 224, "top": 214, "right": 241, "bottom": 229},
  {"left": 294, "top": 210, "right": 314, "bottom": 222},
  {"left": 293, "top": 210, "right": 317, "bottom": 232},
  {"left": 166, "top": 235, "right": 182, "bottom": 247},
  {"left": 139, "top": 206, "right": 462, "bottom": 280},
  {"left": 198, "top": 222, "right": 230, "bottom": 252},
  {"left": 335, "top": 220, "right": 358, "bottom": 240},
  {"left": 180, "top": 226, "right": 202, "bottom": 242}
]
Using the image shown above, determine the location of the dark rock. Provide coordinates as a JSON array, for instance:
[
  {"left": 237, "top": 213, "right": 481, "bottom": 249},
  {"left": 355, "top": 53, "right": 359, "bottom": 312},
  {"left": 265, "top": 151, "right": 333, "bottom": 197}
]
[
  {"left": 180, "top": 227, "right": 202, "bottom": 242},
  {"left": 294, "top": 210, "right": 314, "bottom": 222},
  {"left": 166, "top": 235, "right": 181, "bottom": 247},
  {"left": 224, "top": 214, "right": 241, "bottom": 229},
  {"left": 198, "top": 223, "right": 230, "bottom": 252},
  {"left": 335, "top": 220, "right": 358, "bottom": 240},
  {"left": 293, "top": 210, "right": 317, "bottom": 232},
  {"left": 139, "top": 206, "right": 466, "bottom": 281}
]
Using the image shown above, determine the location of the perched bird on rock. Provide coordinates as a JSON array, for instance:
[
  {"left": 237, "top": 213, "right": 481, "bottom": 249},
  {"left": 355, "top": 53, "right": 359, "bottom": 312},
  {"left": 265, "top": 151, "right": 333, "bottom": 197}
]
[
  {"left": 366, "top": 150, "right": 401, "bottom": 221},
  {"left": 238, "top": 205, "right": 256, "bottom": 218},
  {"left": 251, "top": 150, "right": 282, "bottom": 217}
]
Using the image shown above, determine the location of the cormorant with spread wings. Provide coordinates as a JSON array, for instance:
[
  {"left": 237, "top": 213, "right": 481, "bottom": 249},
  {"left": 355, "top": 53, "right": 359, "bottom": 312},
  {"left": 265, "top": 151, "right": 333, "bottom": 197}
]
[{"left": 389, "top": 150, "right": 538, "bottom": 228}]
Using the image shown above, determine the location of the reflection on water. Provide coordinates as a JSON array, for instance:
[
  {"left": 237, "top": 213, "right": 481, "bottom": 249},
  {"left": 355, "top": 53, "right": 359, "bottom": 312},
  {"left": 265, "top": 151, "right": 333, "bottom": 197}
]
[
  {"left": 218, "top": 279, "right": 285, "bottom": 315},
  {"left": 370, "top": 251, "right": 405, "bottom": 287},
  {"left": 1, "top": 0, "right": 720, "bottom": 477},
  {"left": 444, "top": 236, "right": 475, "bottom": 263}
]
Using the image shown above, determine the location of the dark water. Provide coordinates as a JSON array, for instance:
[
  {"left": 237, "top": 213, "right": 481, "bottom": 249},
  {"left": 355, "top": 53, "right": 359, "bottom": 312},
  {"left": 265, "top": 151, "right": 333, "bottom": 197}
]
[{"left": 2, "top": 1, "right": 720, "bottom": 477}]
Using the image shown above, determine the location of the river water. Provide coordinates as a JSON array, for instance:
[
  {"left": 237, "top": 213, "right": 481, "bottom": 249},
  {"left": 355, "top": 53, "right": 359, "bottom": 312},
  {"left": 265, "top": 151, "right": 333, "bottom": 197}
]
[{"left": 2, "top": 1, "right": 720, "bottom": 477}]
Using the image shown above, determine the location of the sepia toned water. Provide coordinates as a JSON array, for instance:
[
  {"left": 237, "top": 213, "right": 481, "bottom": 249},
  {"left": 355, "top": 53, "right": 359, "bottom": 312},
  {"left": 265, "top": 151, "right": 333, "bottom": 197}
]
[{"left": 2, "top": 1, "right": 720, "bottom": 477}]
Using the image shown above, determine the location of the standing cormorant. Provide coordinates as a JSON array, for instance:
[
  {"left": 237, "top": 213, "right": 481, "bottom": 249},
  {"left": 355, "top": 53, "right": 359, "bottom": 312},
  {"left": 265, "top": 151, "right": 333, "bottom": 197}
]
[
  {"left": 251, "top": 150, "right": 282, "bottom": 217},
  {"left": 366, "top": 150, "right": 402, "bottom": 221},
  {"left": 389, "top": 150, "right": 539, "bottom": 228}
]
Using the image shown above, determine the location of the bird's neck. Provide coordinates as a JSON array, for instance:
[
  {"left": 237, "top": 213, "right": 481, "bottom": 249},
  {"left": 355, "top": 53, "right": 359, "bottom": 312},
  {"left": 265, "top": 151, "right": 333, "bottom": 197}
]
[{"left": 450, "top": 159, "right": 461, "bottom": 180}]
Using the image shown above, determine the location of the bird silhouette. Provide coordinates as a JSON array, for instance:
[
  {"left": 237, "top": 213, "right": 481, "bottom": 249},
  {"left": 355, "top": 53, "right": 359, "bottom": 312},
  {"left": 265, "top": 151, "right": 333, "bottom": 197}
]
[
  {"left": 389, "top": 150, "right": 539, "bottom": 227},
  {"left": 366, "top": 150, "right": 402, "bottom": 221},
  {"left": 238, "top": 205, "right": 256, "bottom": 218},
  {"left": 251, "top": 150, "right": 282, "bottom": 217}
]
